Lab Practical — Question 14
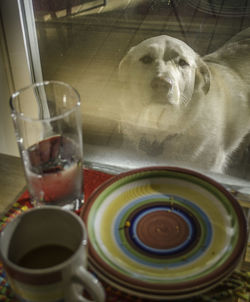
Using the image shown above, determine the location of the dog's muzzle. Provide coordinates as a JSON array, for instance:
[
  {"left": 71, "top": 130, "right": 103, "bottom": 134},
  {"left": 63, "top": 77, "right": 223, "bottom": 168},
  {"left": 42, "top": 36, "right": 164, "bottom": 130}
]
[{"left": 151, "top": 76, "right": 173, "bottom": 93}]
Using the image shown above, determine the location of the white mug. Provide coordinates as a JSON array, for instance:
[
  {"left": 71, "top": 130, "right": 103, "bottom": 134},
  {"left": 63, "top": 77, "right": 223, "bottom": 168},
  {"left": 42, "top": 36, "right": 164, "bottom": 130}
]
[{"left": 0, "top": 206, "right": 105, "bottom": 302}]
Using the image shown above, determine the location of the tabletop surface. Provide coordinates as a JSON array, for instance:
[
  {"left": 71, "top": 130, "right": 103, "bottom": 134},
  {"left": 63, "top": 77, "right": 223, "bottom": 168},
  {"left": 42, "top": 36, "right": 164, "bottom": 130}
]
[
  {"left": 0, "top": 153, "right": 249, "bottom": 301},
  {"left": 0, "top": 153, "right": 25, "bottom": 215}
]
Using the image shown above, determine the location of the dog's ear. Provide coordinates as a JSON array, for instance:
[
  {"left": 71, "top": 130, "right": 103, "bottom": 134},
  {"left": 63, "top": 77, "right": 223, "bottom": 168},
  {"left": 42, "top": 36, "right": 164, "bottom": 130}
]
[
  {"left": 118, "top": 51, "right": 133, "bottom": 84},
  {"left": 195, "top": 58, "right": 210, "bottom": 95}
]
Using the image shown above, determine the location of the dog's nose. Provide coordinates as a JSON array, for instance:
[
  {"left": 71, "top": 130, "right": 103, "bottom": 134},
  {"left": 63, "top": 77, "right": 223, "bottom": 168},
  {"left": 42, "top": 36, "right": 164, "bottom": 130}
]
[{"left": 151, "top": 76, "right": 172, "bottom": 92}]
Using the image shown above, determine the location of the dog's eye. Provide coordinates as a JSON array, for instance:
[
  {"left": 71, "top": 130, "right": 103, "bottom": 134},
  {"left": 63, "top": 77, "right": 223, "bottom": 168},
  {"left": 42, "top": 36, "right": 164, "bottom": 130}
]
[
  {"left": 140, "top": 55, "right": 153, "bottom": 64},
  {"left": 178, "top": 59, "right": 189, "bottom": 67}
]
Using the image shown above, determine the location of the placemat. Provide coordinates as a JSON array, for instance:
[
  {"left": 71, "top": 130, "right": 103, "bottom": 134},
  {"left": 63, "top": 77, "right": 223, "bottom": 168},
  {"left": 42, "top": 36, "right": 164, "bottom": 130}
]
[{"left": 0, "top": 169, "right": 249, "bottom": 302}]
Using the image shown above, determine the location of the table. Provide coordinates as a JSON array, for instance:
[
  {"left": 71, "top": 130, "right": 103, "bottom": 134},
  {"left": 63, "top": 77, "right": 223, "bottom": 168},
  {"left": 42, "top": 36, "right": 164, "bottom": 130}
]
[
  {"left": 0, "top": 154, "right": 249, "bottom": 301},
  {"left": 0, "top": 154, "right": 25, "bottom": 215}
]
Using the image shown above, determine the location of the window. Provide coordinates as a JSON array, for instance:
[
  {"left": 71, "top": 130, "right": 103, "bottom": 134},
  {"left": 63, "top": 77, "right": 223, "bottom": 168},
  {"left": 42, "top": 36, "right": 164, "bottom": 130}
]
[{"left": 3, "top": 0, "right": 250, "bottom": 190}]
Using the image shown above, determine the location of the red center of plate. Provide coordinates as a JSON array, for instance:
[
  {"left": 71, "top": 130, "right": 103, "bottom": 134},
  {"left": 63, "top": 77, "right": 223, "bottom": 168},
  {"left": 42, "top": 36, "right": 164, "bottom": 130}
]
[{"left": 136, "top": 210, "right": 189, "bottom": 249}]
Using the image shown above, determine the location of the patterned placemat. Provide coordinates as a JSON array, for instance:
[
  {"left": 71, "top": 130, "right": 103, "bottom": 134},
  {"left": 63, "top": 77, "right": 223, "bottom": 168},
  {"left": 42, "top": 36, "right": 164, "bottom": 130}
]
[{"left": 0, "top": 169, "right": 249, "bottom": 302}]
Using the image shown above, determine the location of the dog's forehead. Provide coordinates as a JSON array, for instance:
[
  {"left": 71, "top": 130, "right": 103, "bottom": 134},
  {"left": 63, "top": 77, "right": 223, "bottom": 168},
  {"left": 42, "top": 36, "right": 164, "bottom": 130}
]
[{"left": 130, "top": 35, "right": 197, "bottom": 61}]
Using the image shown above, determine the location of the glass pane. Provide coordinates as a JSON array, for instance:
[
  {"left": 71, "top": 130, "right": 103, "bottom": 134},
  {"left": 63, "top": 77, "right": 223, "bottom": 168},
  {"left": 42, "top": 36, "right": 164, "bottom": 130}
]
[{"left": 31, "top": 0, "right": 250, "bottom": 186}]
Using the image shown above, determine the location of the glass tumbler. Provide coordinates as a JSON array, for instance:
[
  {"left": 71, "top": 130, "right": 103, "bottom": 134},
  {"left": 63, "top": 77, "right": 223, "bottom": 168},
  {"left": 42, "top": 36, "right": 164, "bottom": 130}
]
[{"left": 10, "top": 81, "right": 84, "bottom": 211}]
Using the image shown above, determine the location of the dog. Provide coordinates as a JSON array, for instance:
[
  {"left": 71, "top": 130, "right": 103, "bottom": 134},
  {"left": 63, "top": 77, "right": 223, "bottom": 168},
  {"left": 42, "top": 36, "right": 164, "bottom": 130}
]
[{"left": 118, "top": 30, "right": 250, "bottom": 173}]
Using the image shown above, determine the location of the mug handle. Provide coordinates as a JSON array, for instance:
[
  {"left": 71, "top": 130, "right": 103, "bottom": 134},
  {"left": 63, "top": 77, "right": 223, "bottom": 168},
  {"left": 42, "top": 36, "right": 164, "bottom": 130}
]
[{"left": 70, "top": 266, "right": 106, "bottom": 302}]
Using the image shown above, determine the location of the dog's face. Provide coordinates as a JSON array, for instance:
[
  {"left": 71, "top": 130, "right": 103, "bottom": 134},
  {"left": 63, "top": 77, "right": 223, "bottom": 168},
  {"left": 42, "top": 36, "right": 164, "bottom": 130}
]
[{"left": 119, "top": 36, "right": 210, "bottom": 133}]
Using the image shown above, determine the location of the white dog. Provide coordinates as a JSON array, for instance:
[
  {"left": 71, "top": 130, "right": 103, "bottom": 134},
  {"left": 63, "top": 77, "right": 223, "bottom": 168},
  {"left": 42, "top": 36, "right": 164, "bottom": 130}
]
[{"left": 118, "top": 30, "right": 250, "bottom": 173}]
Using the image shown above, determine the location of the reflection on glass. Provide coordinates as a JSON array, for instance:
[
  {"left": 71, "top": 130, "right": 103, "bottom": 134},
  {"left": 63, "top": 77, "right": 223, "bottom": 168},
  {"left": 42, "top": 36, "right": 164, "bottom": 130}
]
[{"left": 31, "top": 0, "right": 250, "bottom": 184}]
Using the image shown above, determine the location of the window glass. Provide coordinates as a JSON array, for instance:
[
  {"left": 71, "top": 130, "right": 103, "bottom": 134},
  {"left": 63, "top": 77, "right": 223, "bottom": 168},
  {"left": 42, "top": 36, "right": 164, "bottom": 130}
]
[{"left": 32, "top": 0, "right": 250, "bottom": 184}]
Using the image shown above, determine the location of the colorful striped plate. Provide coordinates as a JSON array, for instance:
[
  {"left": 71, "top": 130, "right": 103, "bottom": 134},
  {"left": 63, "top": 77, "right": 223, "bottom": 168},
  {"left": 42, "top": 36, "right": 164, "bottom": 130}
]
[{"left": 80, "top": 167, "right": 247, "bottom": 300}]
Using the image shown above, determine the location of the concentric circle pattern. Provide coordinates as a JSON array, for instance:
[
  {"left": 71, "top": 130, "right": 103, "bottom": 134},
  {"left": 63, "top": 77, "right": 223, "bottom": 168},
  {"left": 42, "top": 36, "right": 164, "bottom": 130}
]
[
  {"left": 128, "top": 204, "right": 198, "bottom": 254},
  {"left": 81, "top": 167, "right": 247, "bottom": 300},
  {"left": 114, "top": 195, "right": 212, "bottom": 268}
]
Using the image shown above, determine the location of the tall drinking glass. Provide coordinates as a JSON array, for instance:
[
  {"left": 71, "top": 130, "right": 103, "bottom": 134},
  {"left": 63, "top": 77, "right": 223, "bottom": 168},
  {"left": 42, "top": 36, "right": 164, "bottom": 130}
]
[{"left": 10, "top": 81, "right": 84, "bottom": 211}]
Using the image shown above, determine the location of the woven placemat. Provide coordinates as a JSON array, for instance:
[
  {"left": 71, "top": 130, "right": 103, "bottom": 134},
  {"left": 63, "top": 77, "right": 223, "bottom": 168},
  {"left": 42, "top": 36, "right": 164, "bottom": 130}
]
[{"left": 0, "top": 169, "right": 249, "bottom": 302}]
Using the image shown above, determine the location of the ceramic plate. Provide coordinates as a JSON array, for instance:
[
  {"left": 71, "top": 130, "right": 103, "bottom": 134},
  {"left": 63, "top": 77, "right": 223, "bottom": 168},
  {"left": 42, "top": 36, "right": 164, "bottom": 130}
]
[{"left": 81, "top": 167, "right": 247, "bottom": 299}]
